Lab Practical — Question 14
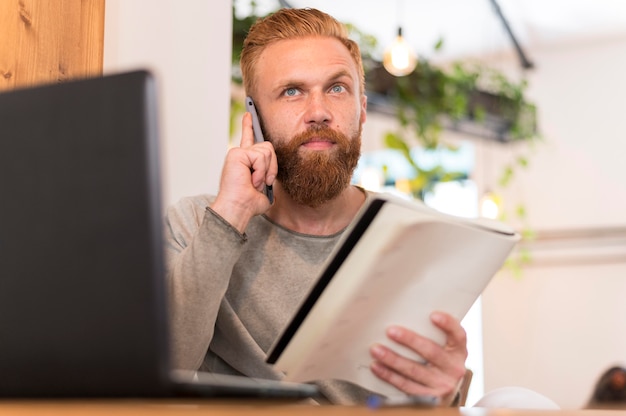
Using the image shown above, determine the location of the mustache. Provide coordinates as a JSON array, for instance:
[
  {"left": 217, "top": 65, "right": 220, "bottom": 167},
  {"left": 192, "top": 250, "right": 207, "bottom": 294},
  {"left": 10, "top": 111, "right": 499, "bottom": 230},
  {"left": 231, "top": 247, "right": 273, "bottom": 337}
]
[{"left": 290, "top": 125, "right": 349, "bottom": 147}]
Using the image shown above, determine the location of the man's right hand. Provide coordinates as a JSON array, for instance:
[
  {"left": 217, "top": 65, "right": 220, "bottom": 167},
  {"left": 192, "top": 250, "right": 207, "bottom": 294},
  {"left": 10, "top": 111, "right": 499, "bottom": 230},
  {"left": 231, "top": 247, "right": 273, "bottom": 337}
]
[{"left": 210, "top": 112, "right": 277, "bottom": 233}]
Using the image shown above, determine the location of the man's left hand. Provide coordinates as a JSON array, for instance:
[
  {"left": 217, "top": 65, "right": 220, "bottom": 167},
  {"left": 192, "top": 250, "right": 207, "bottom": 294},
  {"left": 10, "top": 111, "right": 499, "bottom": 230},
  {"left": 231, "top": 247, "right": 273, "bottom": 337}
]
[{"left": 369, "top": 311, "right": 468, "bottom": 406}]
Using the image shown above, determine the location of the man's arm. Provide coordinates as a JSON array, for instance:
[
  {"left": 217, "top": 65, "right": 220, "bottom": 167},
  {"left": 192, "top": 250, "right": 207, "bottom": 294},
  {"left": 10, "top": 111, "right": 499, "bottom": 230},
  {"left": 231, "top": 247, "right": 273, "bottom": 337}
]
[
  {"left": 164, "top": 195, "right": 247, "bottom": 370},
  {"left": 164, "top": 112, "right": 278, "bottom": 370}
]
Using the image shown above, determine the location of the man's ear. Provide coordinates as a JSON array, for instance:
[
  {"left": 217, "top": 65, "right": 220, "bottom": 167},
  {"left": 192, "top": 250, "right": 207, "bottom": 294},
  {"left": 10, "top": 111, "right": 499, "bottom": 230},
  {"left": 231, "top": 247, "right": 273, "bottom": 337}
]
[{"left": 360, "top": 95, "right": 367, "bottom": 124}]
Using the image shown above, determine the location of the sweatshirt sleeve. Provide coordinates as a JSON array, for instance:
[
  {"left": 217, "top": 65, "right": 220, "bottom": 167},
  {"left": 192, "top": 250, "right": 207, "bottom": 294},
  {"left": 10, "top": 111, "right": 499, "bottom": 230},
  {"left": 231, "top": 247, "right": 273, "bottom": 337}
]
[{"left": 163, "top": 195, "right": 247, "bottom": 370}]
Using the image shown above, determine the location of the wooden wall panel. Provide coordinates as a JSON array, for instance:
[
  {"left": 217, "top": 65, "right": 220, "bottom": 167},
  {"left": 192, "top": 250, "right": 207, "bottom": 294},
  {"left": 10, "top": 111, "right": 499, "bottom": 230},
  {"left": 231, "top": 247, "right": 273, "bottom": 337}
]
[{"left": 0, "top": 0, "right": 105, "bottom": 92}]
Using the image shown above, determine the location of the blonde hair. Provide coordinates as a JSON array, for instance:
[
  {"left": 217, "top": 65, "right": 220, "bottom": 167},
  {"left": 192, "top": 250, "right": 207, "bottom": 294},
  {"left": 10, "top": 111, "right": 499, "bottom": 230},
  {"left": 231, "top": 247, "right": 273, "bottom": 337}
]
[{"left": 240, "top": 8, "right": 365, "bottom": 98}]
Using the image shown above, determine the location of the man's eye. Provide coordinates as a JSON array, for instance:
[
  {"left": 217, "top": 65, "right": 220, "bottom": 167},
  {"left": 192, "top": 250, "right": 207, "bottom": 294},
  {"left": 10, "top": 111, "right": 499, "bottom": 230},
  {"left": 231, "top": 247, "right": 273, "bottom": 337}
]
[
  {"left": 284, "top": 88, "right": 298, "bottom": 96},
  {"left": 331, "top": 85, "right": 345, "bottom": 93}
]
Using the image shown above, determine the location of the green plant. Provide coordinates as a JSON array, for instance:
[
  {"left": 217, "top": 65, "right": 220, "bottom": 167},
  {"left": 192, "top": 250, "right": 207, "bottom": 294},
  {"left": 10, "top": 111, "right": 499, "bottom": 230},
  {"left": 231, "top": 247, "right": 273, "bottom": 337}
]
[
  {"left": 367, "top": 39, "right": 539, "bottom": 198},
  {"left": 366, "top": 41, "right": 541, "bottom": 275},
  {"left": 230, "top": 2, "right": 262, "bottom": 139}
]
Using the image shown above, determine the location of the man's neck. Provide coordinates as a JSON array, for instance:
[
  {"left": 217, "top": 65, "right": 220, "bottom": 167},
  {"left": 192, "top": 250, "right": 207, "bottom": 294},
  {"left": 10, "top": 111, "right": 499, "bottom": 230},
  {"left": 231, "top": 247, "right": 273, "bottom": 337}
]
[{"left": 265, "top": 184, "right": 367, "bottom": 236}]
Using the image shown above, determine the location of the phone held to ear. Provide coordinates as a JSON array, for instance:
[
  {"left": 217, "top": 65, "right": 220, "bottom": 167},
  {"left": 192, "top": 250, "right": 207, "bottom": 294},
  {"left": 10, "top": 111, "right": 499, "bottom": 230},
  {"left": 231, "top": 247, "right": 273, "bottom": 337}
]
[{"left": 245, "top": 96, "right": 274, "bottom": 204}]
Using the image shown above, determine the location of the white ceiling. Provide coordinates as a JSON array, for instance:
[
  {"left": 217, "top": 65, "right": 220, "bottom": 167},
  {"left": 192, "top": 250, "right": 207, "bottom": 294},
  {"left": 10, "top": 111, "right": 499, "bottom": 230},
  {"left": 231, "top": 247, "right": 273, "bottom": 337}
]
[{"left": 235, "top": 0, "right": 626, "bottom": 64}]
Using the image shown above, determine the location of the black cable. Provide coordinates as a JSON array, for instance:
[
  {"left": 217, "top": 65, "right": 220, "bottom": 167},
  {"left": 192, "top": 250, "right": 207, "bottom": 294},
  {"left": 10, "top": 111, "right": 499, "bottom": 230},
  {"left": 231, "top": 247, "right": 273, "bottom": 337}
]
[{"left": 489, "top": 0, "right": 534, "bottom": 69}]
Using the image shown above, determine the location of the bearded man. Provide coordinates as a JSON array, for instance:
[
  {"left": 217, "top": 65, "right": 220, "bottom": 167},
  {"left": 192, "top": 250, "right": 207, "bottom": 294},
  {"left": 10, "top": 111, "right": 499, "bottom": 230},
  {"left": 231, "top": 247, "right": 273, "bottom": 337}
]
[{"left": 164, "top": 7, "right": 467, "bottom": 405}]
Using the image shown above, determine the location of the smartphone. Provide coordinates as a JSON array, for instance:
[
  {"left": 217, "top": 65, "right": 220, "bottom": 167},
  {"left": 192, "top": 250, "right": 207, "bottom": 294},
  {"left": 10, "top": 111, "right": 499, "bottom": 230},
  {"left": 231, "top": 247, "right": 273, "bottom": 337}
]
[{"left": 245, "top": 96, "right": 274, "bottom": 204}]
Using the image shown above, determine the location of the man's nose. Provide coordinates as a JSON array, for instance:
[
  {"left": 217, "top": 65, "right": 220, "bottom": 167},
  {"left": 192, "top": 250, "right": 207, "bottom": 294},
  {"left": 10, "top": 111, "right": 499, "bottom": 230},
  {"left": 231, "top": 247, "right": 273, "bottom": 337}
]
[{"left": 304, "top": 93, "right": 332, "bottom": 125}]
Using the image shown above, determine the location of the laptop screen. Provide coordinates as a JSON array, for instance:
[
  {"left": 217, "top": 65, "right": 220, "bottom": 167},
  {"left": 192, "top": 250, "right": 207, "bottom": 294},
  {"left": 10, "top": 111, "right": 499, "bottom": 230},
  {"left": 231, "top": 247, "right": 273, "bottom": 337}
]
[{"left": 0, "top": 70, "right": 171, "bottom": 397}]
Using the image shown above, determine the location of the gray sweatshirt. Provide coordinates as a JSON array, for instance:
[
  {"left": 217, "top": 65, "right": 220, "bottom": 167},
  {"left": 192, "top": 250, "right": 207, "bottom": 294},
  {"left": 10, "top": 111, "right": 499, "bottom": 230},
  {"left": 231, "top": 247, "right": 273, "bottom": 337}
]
[{"left": 164, "top": 194, "right": 371, "bottom": 404}]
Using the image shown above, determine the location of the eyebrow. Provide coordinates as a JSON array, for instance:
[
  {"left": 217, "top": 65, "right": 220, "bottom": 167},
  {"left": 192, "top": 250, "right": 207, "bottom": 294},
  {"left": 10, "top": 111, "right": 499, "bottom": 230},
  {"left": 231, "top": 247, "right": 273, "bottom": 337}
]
[
  {"left": 325, "top": 69, "right": 354, "bottom": 86},
  {"left": 273, "top": 69, "right": 355, "bottom": 94}
]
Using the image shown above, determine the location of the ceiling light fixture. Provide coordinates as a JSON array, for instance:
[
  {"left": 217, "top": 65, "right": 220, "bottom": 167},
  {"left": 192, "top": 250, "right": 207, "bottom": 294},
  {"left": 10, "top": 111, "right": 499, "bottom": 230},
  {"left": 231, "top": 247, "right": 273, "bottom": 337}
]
[
  {"left": 383, "top": 27, "right": 417, "bottom": 77},
  {"left": 383, "top": 0, "right": 417, "bottom": 77}
]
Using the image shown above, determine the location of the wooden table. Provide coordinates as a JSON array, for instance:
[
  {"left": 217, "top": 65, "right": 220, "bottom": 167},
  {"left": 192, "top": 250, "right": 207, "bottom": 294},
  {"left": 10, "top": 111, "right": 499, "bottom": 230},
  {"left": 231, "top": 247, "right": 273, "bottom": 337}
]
[{"left": 2, "top": 400, "right": 626, "bottom": 416}]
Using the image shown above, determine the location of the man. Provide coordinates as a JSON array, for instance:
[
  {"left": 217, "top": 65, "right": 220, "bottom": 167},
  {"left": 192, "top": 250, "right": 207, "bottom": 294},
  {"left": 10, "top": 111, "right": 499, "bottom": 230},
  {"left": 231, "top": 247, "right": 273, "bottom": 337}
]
[{"left": 164, "top": 7, "right": 467, "bottom": 405}]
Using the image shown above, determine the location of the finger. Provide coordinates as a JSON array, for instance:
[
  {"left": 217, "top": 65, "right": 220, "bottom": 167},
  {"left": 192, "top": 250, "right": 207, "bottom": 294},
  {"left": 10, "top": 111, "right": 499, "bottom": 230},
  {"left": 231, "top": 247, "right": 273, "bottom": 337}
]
[
  {"left": 385, "top": 325, "right": 466, "bottom": 375},
  {"left": 240, "top": 112, "right": 255, "bottom": 148},
  {"left": 385, "top": 326, "right": 440, "bottom": 365},
  {"left": 430, "top": 312, "right": 468, "bottom": 351},
  {"left": 265, "top": 144, "right": 278, "bottom": 186},
  {"left": 247, "top": 144, "right": 276, "bottom": 189},
  {"left": 240, "top": 112, "right": 276, "bottom": 188},
  {"left": 370, "top": 359, "right": 432, "bottom": 397},
  {"left": 370, "top": 342, "right": 462, "bottom": 399},
  {"left": 370, "top": 342, "right": 431, "bottom": 382}
]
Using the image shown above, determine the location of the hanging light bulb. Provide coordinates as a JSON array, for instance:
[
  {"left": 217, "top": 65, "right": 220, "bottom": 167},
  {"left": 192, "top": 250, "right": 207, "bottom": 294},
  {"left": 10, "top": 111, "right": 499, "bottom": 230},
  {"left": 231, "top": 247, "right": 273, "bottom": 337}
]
[{"left": 383, "top": 27, "right": 417, "bottom": 77}]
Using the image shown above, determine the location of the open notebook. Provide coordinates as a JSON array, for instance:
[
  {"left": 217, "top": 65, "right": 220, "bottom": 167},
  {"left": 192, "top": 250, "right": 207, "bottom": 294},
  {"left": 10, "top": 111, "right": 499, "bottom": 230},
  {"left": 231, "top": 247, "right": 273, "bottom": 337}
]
[
  {"left": 0, "top": 70, "right": 316, "bottom": 399},
  {"left": 267, "top": 193, "right": 520, "bottom": 398}
]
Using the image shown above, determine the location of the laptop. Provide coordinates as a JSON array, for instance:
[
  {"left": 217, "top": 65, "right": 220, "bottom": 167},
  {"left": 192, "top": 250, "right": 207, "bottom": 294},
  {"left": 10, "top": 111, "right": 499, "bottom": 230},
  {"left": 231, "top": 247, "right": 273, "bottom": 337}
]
[{"left": 0, "top": 70, "right": 317, "bottom": 399}]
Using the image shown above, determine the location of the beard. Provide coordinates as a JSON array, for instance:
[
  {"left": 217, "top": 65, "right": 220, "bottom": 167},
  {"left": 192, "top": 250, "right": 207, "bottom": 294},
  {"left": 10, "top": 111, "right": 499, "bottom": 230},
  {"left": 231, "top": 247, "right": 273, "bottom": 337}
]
[{"left": 270, "top": 124, "right": 362, "bottom": 208}]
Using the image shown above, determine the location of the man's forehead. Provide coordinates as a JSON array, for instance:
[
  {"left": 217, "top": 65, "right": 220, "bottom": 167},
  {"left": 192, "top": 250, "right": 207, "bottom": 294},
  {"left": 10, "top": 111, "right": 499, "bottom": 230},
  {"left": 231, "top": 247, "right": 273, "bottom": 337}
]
[
  {"left": 256, "top": 37, "right": 358, "bottom": 86},
  {"left": 260, "top": 36, "right": 351, "bottom": 61}
]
